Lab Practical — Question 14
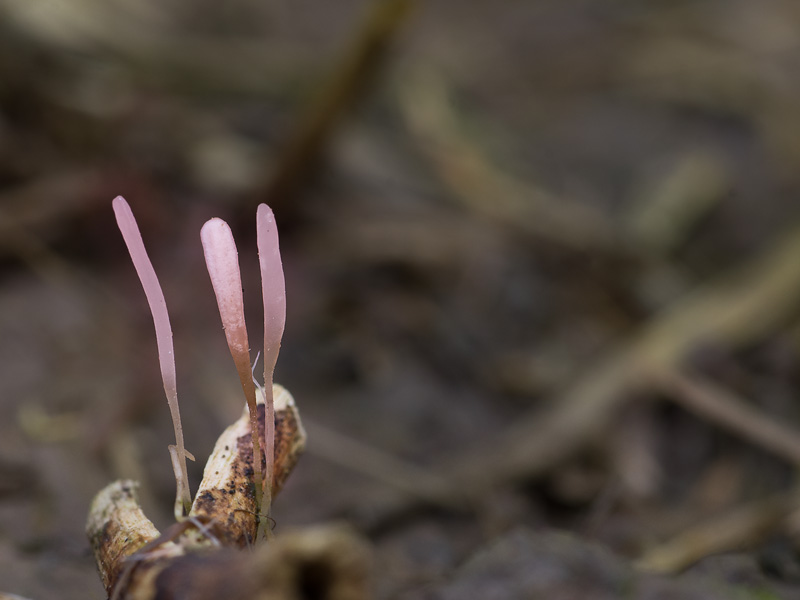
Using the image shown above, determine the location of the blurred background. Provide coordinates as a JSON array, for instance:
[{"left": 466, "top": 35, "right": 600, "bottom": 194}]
[{"left": 3, "top": 0, "right": 800, "bottom": 598}]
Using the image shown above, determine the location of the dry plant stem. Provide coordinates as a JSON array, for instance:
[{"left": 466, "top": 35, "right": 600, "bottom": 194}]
[
  {"left": 636, "top": 489, "right": 800, "bottom": 573},
  {"left": 447, "top": 221, "right": 800, "bottom": 494},
  {"left": 201, "top": 218, "right": 264, "bottom": 519},
  {"left": 87, "top": 388, "right": 312, "bottom": 599},
  {"left": 264, "top": 0, "right": 414, "bottom": 204},
  {"left": 92, "top": 520, "right": 367, "bottom": 600},
  {"left": 654, "top": 369, "right": 800, "bottom": 466},
  {"left": 397, "top": 67, "right": 620, "bottom": 254},
  {"left": 190, "top": 385, "right": 305, "bottom": 547},
  {"left": 86, "top": 480, "right": 166, "bottom": 593},
  {"left": 112, "top": 196, "right": 192, "bottom": 518},
  {"left": 626, "top": 152, "right": 729, "bottom": 256},
  {"left": 256, "top": 204, "right": 286, "bottom": 521},
  {"left": 303, "top": 419, "right": 458, "bottom": 508}
]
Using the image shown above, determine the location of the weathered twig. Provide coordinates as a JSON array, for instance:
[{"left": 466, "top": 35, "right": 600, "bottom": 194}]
[
  {"left": 190, "top": 386, "right": 305, "bottom": 547},
  {"left": 264, "top": 0, "right": 414, "bottom": 205},
  {"left": 636, "top": 488, "right": 800, "bottom": 573},
  {"left": 89, "top": 479, "right": 368, "bottom": 600},
  {"left": 626, "top": 152, "right": 729, "bottom": 256},
  {"left": 86, "top": 385, "right": 319, "bottom": 599},
  {"left": 450, "top": 220, "right": 800, "bottom": 492},
  {"left": 303, "top": 419, "right": 460, "bottom": 510},
  {"left": 653, "top": 369, "right": 800, "bottom": 466},
  {"left": 355, "top": 222, "right": 800, "bottom": 531},
  {"left": 397, "top": 67, "right": 621, "bottom": 254}
]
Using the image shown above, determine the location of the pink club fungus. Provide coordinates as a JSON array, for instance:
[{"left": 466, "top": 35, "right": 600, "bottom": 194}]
[
  {"left": 90, "top": 198, "right": 305, "bottom": 596},
  {"left": 112, "top": 196, "right": 194, "bottom": 519},
  {"left": 112, "top": 196, "right": 288, "bottom": 536},
  {"left": 200, "top": 218, "right": 265, "bottom": 516},
  {"left": 257, "top": 203, "right": 286, "bottom": 517},
  {"left": 201, "top": 204, "right": 286, "bottom": 530}
]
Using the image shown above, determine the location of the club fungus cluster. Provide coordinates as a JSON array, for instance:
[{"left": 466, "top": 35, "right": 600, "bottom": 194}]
[
  {"left": 113, "top": 196, "right": 287, "bottom": 524},
  {"left": 81, "top": 197, "right": 356, "bottom": 600}
]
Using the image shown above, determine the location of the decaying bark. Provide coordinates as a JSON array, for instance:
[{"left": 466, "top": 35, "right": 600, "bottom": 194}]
[
  {"left": 188, "top": 385, "right": 305, "bottom": 548},
  {"left": 87, "top": 385, "right": 371, "bottom": 600}
]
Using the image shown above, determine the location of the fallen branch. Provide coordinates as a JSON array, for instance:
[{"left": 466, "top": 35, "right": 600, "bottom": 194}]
[
  {"left": 89, "top": 479, "right": 368, "bottom": 600},
  {"left": 653, "top": 369, "right": 800, "bottom": 466},
  {"left": 636, "top": 489, "right": 800, "bottom": 573},
  {"left": 304, "top": 419, "right": 461, "bottom": 510},
  {"left": 397, "top": 67, "right": 621, "bottom": 254},
  {"left": 265, "top": 0, "right": 414, "bottom": 205},
  {"left": 85, "top": 386, "right": 348, "bottom": 600},
  {"left": 450, "top": 220, "right": 800, "bottom": 492}
]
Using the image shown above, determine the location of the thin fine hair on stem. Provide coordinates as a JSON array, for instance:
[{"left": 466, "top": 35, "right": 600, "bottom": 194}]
[{"left": 112, "top": 196, "right": 193, "bottom": 519}]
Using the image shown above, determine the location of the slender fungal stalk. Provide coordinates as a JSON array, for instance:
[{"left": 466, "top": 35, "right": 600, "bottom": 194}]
[
  {"left": 112, "top": 196, "right": 192, "bottom": 519},
  {"left": 256, "top": 204, "right": 286, "bottom": 519},
  {"left": 200, "top": 218, "right": 264, "bottom": 517}
]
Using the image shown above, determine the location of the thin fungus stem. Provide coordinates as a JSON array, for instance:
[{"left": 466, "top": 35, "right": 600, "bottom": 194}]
[
  {"left": 201, "top": 218, "right": 264, "bottom": 518},
  {"left": 112, "top": 196, "right": 192, "bottom": 518},
  {"left": 256, "top": 204, "right": 286, "bottom": 519}
]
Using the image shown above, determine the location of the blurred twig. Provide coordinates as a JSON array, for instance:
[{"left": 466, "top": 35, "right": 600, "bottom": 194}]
[
  {"left": 654, "top": 369, "right": 800, "bottom": 466},
  {"left": 0, "top": 0, "right": 293, "bottom": 98},
  {"left": 450, "top": 220, "right": 800, "bottom": 491},
  {"left": 360, "top": 220, "right": 800, "bottom": 530},
  {"left": 316, "top": 213, "right": 500, "bottom": 268},
  {"left": 621, "top": 38, "right": 771, "bottom": 118},
  {"left": 626, "top": 152, "right": 729, "bottom": 256},
  {"left": 620, "top": 32, "right": 800, "bottom": 176},
  {"left": 397, "top": 67, "right": 622, "bottom": 254},
  {"left": 264, "top": 0, "right": 415, "bottom": 205},
  {"left": 304, "top": 419, "right": 462, "bottom": 510},
  {"left": 636, "top": 488, "right": 800, "bottom": 573}
]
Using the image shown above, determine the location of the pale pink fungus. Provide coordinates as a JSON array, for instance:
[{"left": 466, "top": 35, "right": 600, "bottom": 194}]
[
  {"left": 200, "top": 218, "right": 264, "bottom": 514},
  {"left": 112, "top": 197, "right": 288, "bottom": 532},
  {"left": 112, "top": 196, "right": 193, "bottom": 519},
  {"left": 256, "top": 203, "right": 286, "bottom": 515}
]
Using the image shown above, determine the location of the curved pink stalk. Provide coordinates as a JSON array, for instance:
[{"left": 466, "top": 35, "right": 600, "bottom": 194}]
[
  {"left": 256, "top": 204, "right": 286, "bottom": 514},
  {"left": 200, "top": 218, "right": 263, "bottom": 514},
  {"left": 112, "top": 196, "right": 192, "bottom": 518}
]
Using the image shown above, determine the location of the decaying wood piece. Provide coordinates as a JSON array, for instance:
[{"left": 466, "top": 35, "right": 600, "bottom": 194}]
[
  {"left": 87, "top": 478, "right": 368, "bottom": 600},
  {"left": 86, "top": 384, "right": 368, "bottom": 600},
  {"left": 189, "top": 385, "right": 305, "bottom": 548},
  {"left": 86, "top": 480, "right": 165, "bottom": 593}
]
